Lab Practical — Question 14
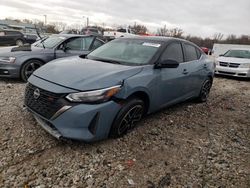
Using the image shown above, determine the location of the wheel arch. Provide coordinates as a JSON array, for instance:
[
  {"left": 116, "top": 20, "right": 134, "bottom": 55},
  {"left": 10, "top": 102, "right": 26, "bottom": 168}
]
[
  {"left": 126, "top": 90, "right": 150, "bottom": 115},
  {"left": 19, "top": 58, "right": 46, "bottom": 78}
]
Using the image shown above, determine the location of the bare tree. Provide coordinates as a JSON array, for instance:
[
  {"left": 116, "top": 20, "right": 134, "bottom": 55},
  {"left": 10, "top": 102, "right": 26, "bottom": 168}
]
[
  {"left": 51, "top": 22, "right": 67, "bottom": 32},
  {"left": 129, "top": 24, "right": 148, "bottom": 34},
  {"left": 157, "top": 26, "right": 183, "bottom": 38},
  {"left": 213, "top": 33, "right": 224, "bottom": 41}
]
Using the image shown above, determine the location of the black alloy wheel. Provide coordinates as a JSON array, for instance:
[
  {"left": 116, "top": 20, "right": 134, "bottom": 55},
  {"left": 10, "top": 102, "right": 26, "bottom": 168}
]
[
  {"left": 21, "top": 60, "right": 43, "bottom": 82},
  {"left": 198, "top": 78, "right": 212, "bottom": 102},
  {"left": 109, "top": 98, "right": 145, "bottom": 138}
]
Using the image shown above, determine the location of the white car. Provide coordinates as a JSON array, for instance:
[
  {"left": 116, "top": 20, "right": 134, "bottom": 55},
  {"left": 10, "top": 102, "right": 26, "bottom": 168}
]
[
  {"left": 104, "top": 28, "right": 136, "bottom": 41},
  {"left": 215, "top": 48, "right": 250, "bottom": 78}
]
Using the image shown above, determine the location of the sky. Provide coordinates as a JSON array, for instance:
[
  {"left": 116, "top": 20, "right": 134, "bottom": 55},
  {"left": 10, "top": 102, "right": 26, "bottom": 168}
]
[{"left": 0, "top": 0, "right": 250, "bottom": 37}]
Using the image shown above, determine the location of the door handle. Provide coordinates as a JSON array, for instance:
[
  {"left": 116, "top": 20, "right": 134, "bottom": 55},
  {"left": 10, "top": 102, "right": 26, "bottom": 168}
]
[{"left": 182, "top": 69, "right": 189, "bottom": 75}]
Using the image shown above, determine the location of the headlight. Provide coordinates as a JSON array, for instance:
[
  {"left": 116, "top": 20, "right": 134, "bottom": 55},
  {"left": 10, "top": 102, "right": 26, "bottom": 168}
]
[
  {"left": 0, "top": 57, "right": 16, "bottom": 63},
  {"left": 240, "top": 63, "right": 250, "bottom": 68},
  {"left": 66, "top": 85, "right": 122, "bottom": 103},
  {"left": 215, "top": 60, "right": 219, "bottom": 66}
]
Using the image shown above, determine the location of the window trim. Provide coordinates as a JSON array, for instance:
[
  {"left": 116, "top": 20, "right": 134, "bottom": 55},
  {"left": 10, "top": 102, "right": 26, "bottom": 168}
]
[{"left": 182, "top": 42, "right": 202, "bottom": 62}]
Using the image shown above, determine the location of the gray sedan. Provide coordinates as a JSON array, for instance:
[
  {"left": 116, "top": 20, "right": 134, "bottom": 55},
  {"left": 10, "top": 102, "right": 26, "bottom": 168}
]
[{"left": 0, "top": 34, "right": 105, "bottom": 81}]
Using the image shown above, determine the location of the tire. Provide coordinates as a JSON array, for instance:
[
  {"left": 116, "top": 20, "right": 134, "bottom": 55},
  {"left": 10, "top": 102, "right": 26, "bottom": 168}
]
[
  {"left": 197, "top": 78, "right": 213, "bottom": 102},
  {"left": 109, "top": 98, "right": 145, "bottom": 138},
  {"left": 16, "top": 39, "right": 24, "bottom": 46},
  {"left": 20, "top": 60, "right": 43, "bottom": 82}
]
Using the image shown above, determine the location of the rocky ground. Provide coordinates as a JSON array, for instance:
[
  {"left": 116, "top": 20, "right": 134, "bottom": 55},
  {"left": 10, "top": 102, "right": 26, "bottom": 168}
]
[{"left": 0, "top": 77, "right": 249, "bottom": 188}]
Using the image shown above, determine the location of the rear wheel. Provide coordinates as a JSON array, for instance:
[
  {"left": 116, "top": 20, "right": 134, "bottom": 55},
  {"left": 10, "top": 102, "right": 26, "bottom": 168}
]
[
  {"left": 109, "top": 98, "right": 145, "bottom": 138},
  {"left": 16, "top": 39, "right": 24, "bottom": 46},
  {"left": 21, "top": 60, "right": 43, "bottom": 82},
  {"left": 197, "top": 78, "right": 212, "bottom": 102}
]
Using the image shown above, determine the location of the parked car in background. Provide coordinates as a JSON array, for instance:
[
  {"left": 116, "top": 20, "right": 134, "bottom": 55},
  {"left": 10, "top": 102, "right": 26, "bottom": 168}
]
[
  {"left": 24, "top": 37, "right": 214, "bottom": 142},
  {"left": 201, "top": 47, "right": 212, "bottom": 55},
  {"left": 81, "top": 27, "right": 103, "bottom": 39},
  {"left": 104, "top": 27, "right": 136, "bottom": 41},
  {"left": 215, "top": 48, "right": 250, "bottom": 78},
  {"left": 0, "top": 29, "right": 37, "bottom": 46},
  {"left": 60, "top": 30, "right": 81, "bottom": 35},
  {"left": 0, "top": 34, "right": 105, "bottom": 81}
]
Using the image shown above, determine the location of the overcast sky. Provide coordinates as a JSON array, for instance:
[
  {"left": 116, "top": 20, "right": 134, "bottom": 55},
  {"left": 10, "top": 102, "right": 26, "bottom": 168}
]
[{"left": 0, "top": 0, "right": 249, "bottom": 37}]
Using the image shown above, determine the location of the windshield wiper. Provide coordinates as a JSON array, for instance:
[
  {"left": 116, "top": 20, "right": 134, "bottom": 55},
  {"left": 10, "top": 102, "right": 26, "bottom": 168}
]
[{"left": 35, "top": 25, "right": 45, "bottom": 49}]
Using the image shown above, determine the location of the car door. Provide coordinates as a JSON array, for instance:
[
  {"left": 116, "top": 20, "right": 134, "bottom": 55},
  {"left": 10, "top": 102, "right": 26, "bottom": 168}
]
[
  {"left": 0, "top": 31, "right": 12, "bottom": 46},
  {"left": 182, "top": 43, "right": 204, "bottom": 97},
  {"left": 156, "top": 42, "right": 189, "bottom": 107},
  {"left": 55, "top": 37, "right": 94, "bottom": 59},
  {"left": 0, "top": 31, "right": 7, "bottom": 46}
]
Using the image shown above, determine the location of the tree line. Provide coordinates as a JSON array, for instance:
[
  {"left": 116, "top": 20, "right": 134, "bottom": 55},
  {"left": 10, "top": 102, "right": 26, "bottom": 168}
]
[{"left": 3, "top": 18, "right": 250, "bottom": 48}]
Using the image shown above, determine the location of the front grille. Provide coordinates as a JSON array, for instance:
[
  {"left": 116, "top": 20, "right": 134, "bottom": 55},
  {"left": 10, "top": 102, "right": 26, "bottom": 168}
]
[
  {"left": 219, "top": 62, "right": 240, "bottom": 68},
  {"left": 218, "top": 71, "right": 235, "bottom": 75},
  {"left": 219, "top": 62, "right": 228, "bottom": 67},
  {"left": 25, "top": 83, "right": 66, "bottom": 119}
]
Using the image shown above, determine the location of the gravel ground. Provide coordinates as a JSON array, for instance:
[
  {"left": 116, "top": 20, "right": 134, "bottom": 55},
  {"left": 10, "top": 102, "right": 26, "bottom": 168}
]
[{"left": 0, "top": 77, "right": 249, "bottom": 188}]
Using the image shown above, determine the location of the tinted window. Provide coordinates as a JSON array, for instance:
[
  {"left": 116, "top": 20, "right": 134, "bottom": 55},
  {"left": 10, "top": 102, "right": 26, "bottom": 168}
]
[
  {"left": 84, "top": 37, "right": 94, "bottom": 50},
  {"left": 5, "top": 31, "right": 21, "bottom": 36},
  {"left": 92, "top": 39, "right": 103, "bottom": 50},
  {"left": 65, "top": 37, "right": 94, "bottom": 51},
  {"left": 161, "top": 42, "right": 184, "bottom": 63},
  {"left": 66, "top": 38, "right": 83, "bottom": 50},
  {"left": 117, "top": 28, "right": 126, "bottom": 33},
  {"left": 196, "top": 48, "right": 202, "bottom": 59},
  {"left": 184, "top": 44, "right": 198, "bottom": 61}
]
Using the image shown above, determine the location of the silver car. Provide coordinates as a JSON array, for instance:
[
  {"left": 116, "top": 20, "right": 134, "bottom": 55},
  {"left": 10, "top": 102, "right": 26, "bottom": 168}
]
[{"left": 215, "top": 48, "right": 250, "bottom": 78}]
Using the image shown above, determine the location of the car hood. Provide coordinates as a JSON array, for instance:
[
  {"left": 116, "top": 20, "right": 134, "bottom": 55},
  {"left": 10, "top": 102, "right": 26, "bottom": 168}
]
[
  {"left": 217, "top": 56, "right": 250, "bottom": 64},
  {"left": 33, "top": 56, "right": 143, "bottom": 91},
  {"left": 0, "top": 46, "right": 48, "bottom": 57}
]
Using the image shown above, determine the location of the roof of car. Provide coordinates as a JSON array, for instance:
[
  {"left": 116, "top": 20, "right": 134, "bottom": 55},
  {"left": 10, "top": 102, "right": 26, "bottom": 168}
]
[
  {"left": 51, "top": 34, "right": 92, "bottom": 38},
  {"left": 121, "top": 36, "right": 189, "bottom": 42}
]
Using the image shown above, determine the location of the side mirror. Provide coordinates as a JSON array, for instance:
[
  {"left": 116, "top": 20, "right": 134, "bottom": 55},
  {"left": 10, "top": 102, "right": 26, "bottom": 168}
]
[
  {"left": 219, "top": 54, "right": 224, "bottom": 57},
  {"left": 155, "top": 59, "right": 179, "bottom": 69}
]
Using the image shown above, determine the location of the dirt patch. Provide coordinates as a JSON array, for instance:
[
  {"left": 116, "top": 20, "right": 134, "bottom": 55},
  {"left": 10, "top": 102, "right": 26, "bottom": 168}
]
[{"left": 0, "top": 77, "right": 249, "bottom": 187}]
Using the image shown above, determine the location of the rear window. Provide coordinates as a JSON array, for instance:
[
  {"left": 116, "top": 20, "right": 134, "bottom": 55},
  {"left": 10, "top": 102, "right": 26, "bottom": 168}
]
[{"left": 184, "top": 44, "right": 199, "bottom": 61}]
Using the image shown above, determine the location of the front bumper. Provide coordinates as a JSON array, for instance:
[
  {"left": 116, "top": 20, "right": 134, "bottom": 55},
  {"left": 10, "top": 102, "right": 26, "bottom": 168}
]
[
  {"left": 0, "top": 62, "right": 20, "bottom": 78},
  {"left": 215, "top": 66, "right": 250, "bottom": 78},
  {"left": 26, "top": 96, "right": 122, "bottom": 142}
]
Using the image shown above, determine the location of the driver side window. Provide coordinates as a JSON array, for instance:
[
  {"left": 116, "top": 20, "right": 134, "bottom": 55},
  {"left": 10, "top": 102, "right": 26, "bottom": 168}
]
[
  {"left": 65, "top": 37, "right": 83, "bottom": 51},
  {"left": 63, "top": 37, "right": 94, "bottom": 51},
  {"left": 161, "top": 42, "right": 184, "bottom": 63}
]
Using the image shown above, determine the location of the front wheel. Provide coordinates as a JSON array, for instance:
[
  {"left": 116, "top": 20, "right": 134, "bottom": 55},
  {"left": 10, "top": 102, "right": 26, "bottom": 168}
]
[
  {"left": 21, "top": 60, "right": 43, "bottom": 82},
  {"left": 197, "top": 78, "right": 212, "bottom": 102},
  {"left": 109, "top": 98, "right": 145, "bottom": 138}
]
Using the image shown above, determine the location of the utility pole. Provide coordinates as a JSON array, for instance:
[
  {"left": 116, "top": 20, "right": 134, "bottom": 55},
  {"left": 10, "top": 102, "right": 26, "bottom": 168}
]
[
  {"left": 87, "top": 17, "right": 89, "bottom": 27},
  {"left": 83, "top": 16, "right": 89, "bottom": 27},
  {"left": 43, "top": 15, "right": 47, "bottom": 25}
]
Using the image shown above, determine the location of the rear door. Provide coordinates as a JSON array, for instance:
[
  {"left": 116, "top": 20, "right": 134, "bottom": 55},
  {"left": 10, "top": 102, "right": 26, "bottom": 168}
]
[
  {"left": 55, "top": 36, "right": 95, "bottom": 59},
  {"left": 182, "top": 43, "right": 204, "bottom": 96},
  {"left": 157, "top": 42, "right": 189, "bottom": 107}
]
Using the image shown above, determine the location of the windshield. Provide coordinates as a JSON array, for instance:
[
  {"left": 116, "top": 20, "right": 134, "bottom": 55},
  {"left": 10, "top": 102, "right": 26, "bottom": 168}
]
[
  {"left": 35, "top": 36, "right": 65, "bottom": 49},
  {"left": 224, "top": 50, "right": 250, "bottom": 59},
  {"left": 87, "top": 39, "right": 161, "bottom": 65}
]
